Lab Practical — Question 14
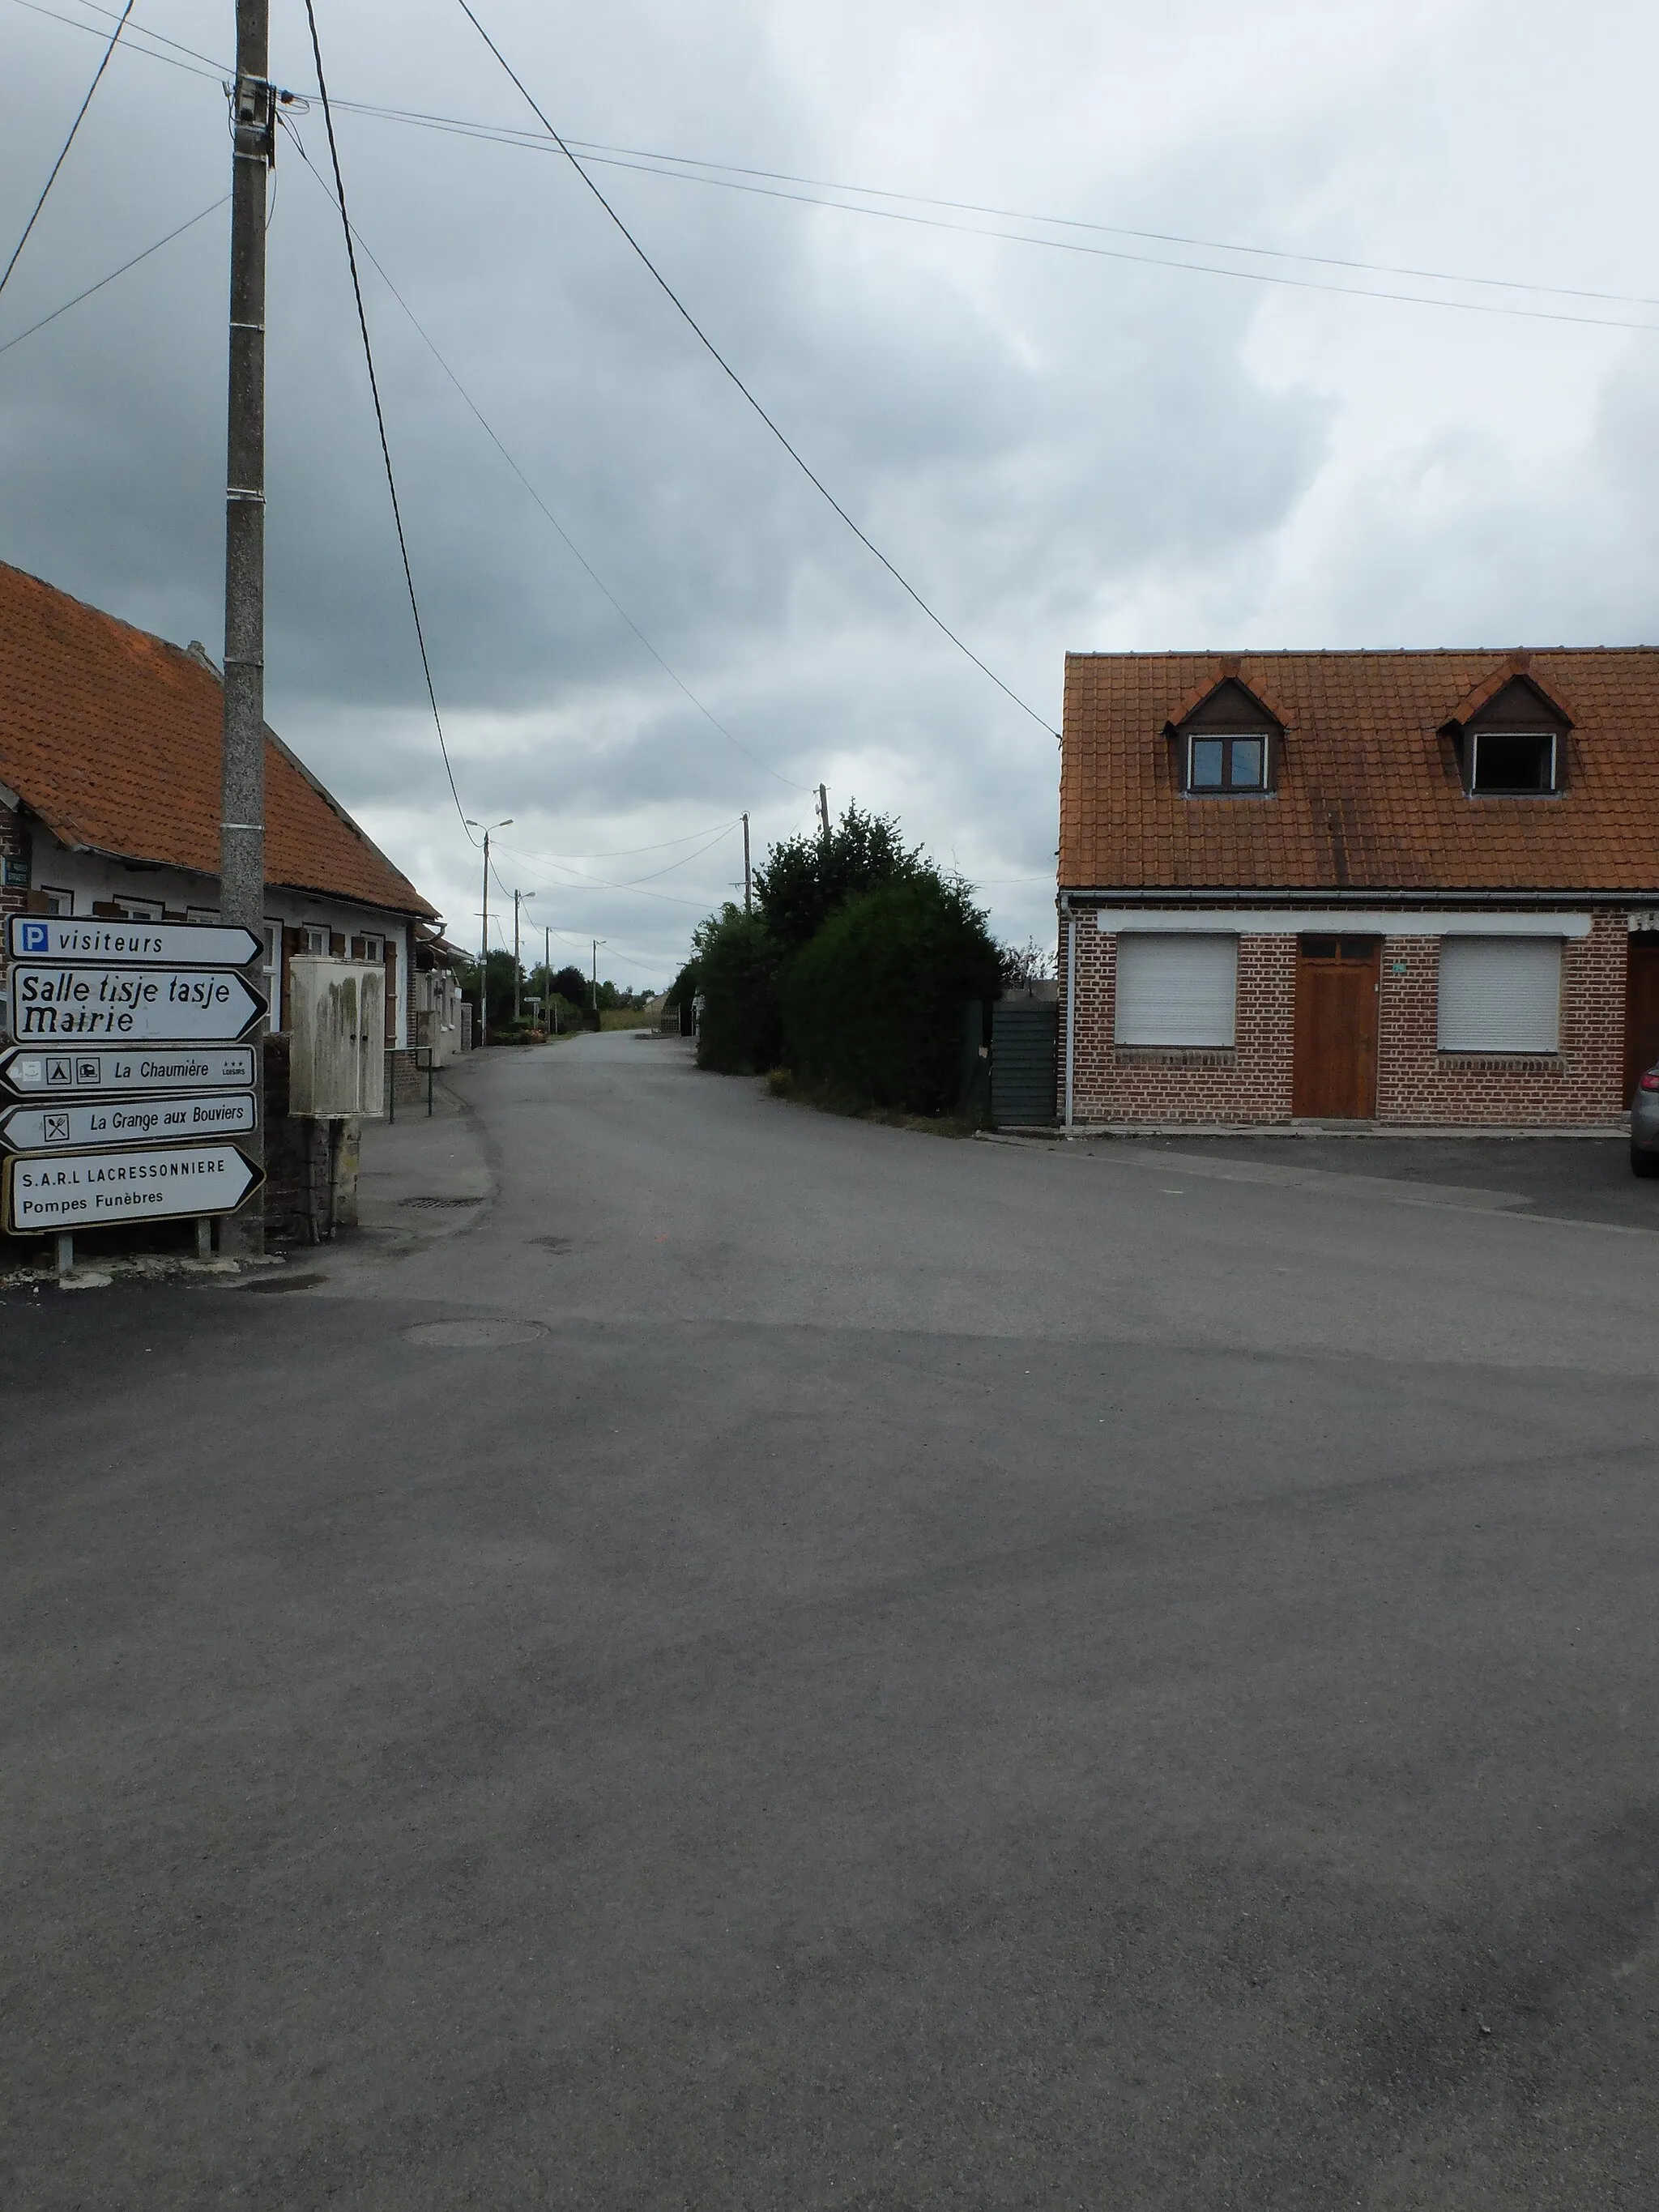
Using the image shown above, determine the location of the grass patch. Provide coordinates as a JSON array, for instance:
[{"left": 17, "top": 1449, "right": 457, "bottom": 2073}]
[{"left": 763, "top": 1067, "right": 981, "bottom": 1138}]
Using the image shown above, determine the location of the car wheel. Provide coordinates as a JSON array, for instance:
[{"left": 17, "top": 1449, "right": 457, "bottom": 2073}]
[{"left": 1631, "top": 1142, "right": 1659, "bottom": 1178}]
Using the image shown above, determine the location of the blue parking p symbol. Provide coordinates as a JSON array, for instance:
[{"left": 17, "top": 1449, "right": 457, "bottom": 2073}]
[{"left": 19, "top": 921, "right": 48, "bottom": 953}]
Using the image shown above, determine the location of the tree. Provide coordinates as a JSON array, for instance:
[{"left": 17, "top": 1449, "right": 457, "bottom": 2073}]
[
  {"left": 782, "top": 876, "right": 1001, "bottom": 1114},
  {"left": 693, "top": 905, "right": 783, "bottom": 1074},
  {"left": 753, "top": 803, "right": 923, "bottom": 953},
  {"left": 999, "top": 937, "right": 1054, "bottom": 992},
  {"left": 550, "top": 963, "right": 589, "bottom": 1009},
  {"left": 456, "top": 948, "right": 522, "bottom": 1034}
]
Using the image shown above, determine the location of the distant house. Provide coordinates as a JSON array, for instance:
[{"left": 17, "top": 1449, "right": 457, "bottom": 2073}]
[
  {"left": 1057, "top": 650, "right": 1659, "bottom": 1127},
  {"left": 0, "top": 562, "right": 439, "bottom": 1045}
]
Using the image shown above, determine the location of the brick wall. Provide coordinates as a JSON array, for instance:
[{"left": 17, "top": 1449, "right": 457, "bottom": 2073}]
[
  {"left": 1373, "top": 911, "right": 1625, "bottom": 1125},
  {"left": 1059, "top": 910, "right": 1629, "bottom": 1127}
]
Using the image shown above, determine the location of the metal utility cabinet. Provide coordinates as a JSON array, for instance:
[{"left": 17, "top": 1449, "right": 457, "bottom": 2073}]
[{"left": 286, "top": 957, "right": 386, "bottom": 1118}]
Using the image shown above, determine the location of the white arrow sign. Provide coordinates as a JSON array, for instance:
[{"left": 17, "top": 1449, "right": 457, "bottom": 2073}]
[
  {"left": 0, "top": 1044, "right": 258, "bottom": 1097},
  {"left": 6, "top": 914, "right": 262, "bottom": 965},
  {"left": 0, "top": 1092, "right": 258, "bottom": 1153},
  {"left": 8, "top": 965, "right": 266, "bottom": 1042},
  {"left": 3, "top": 1141, "right": 263, "bottom": 1232}
]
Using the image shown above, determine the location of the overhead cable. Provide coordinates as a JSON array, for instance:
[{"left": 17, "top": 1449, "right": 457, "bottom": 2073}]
[
  {"left": 1, "top": 0, "right": 134, "bottom": 299},
  {"left": 495, "top": 816, "right": 740, "bottom": 893},
  {"left": 451, "top": 0, "right": 1060, "bottom": 739},
  {"left": 279, "top": 126, "right": 807, "bottom": 796},
  {"left": 24, "top": 2, "right": 1659, "bottom": 328},
  {"left": 299, "top": 0, "right": 474, "bottom": 842},
  {"left": 0, "top": 193, "right": 225, "bottom": 355}
]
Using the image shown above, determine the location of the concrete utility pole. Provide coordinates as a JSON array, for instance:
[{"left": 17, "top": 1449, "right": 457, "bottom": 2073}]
[
  {"left": 466, "top": 817, "right": 511, "bottom": 1045},
  {"left": 219, "top": 0, "right": 274, "bottom": 1254},
  {"left": 512, "top": 889, "right": 533, "bottom": 1025},
  {"left": 818, "top": 783, "right": 830, "bottom": 840},
  {"left": 544, "top": 923, "right": 557, "bottom": 1033},
  {"left": 742, "top": 812, "right": 751, "bottom": 912},
  {"left": 591, "top": 938, "right": 606, "bottom": 1016}
]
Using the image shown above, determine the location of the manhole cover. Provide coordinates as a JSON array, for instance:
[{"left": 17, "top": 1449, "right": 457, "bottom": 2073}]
[
  {"left": 400, "top": 1195, "right": 484, "bottom": 1209},
  {"left": 531, "top": 1234, "right": 574, "bottom": 1251},
  {"left": 403, "top": 1317, "right": 546, "bottom": 1348}
]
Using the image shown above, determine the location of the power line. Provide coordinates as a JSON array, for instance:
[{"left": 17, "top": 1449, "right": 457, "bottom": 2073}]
[
  {"left": 0, "top": 193, "right": 224, "bottom": 355},
  {"left": 23, "top": 2, "right": 1659, "bottom": 328},
  {"left": 495, "top": 816, "right": 739, "bottom": 892},
  {"left": 501, "top": 821, "right": 744, "bottom": 863},
  {"left": 451, "top": 0, "right": 1060, "bottom": 739},
  {"left": 1, "top": 0, "right": 133, "bottom": 299},
  {"left": 13, "top": 0, "right": 224, "bottom": 79},
  {"left": 299, "top": 0, "right": 473, "bottom": 842},
  {"left": 279, "top": 123, "right": 808, "bottom": 797}
]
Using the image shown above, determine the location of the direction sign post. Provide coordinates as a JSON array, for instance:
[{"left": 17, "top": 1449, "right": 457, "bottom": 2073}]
[
  {"left": 3, "top": 1143, "right": 264, "bottom": 1234},
  {"left": 0, "top": 1093, "right": 258, "bottom": 1154},
  {"left": 6, "top": 915, "right": 262, "bottom": 967},
  {"left": 2, "top": 917, "right": 272, "bottom": 1256},
  {"left": 7, "top": 966, "right": 266, "bottom": 1043},
  {"left": 0, "top": 1044, "right": 258, "bottom": 1098}
]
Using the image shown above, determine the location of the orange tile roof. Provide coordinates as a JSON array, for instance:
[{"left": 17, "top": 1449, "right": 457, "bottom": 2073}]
[
  {"left": 1060, "top": 648, "right": 1659, "bottom": 894},
  {"left": 0, "top": 562, "right": 437, "bottom": 918}
]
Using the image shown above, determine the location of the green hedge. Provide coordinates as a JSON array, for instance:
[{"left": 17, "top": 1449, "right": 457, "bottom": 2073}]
[
  {"left": 695, "top": 908, "right": 783, "bottom": 1074},
  {"left": 781, "top": 879, "right": 1000, "bottom": 1114}
]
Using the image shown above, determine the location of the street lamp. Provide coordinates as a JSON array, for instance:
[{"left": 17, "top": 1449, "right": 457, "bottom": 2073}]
[
  {"left": 513, "top": 889, "right": 535, "bottom": 1026},
  {"left": 465, "top": 818, "right": 512, "bottom": 1046}
]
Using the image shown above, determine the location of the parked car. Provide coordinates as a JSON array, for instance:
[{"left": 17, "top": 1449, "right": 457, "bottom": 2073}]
[{"left": 1632, "top": 1064, "right": 1659, "bottom": 1175}]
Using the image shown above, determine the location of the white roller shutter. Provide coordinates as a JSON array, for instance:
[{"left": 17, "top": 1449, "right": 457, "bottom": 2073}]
[
  {"left": 1115, "top": 935, "right": 1237, "bottom": 1046},
  {"left": 1436, "top": 937, "right": 1561, "bottom": 1052}
]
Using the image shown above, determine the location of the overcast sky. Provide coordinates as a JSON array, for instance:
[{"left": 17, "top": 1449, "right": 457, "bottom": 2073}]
[{"left": 4, "top": 0, "right": 1659, "bottom": 985}]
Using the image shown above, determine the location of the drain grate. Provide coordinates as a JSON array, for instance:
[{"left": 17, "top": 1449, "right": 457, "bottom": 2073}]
[{"left": 400, "top": 1195, "right": 484, "bottom": 1209}]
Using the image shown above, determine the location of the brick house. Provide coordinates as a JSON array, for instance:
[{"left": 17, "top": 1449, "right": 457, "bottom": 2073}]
[
  {"left": 1056, "top": 650, "right": 1659, "bottom": 1127},
  {"left": 0, "top": 562, "right": 440, "bottom": 1045}
]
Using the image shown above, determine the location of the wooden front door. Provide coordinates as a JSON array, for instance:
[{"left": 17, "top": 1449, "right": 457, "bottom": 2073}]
[
  {"left": 1292, "top": 937, "right": 1380, "bottom": 1119},
  {"left": 1624, "top": 937, "right": 1659, "bottom": 1105}
]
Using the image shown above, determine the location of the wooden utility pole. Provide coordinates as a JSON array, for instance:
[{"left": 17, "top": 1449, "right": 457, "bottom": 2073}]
[
  {"left": 219, "top": 0, "right": 273, "bottom": 1252},
  {"left": 742, "top": 812, "right": 751, "bottom": 912},
  {"left": 817, "top": 783, "right": 830, "bottom": 840}
]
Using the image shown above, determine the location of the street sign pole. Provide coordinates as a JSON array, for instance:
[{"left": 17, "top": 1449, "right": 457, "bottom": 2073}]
[{"left": 220, "top": 0, "right": 273, "bottom": 1254}]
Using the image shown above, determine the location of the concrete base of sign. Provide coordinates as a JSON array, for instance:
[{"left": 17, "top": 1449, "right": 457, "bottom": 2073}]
[{"left": 58, "top": 1268, "right": 112, "bottom": 1291}]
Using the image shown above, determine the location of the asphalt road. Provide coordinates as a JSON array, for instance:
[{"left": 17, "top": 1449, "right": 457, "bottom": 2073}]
[{"left": 5, "top": 1033, "right": 1659, "bottom": 2209}]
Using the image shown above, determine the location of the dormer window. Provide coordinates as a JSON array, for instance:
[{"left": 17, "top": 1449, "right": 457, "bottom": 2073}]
[
  {"left": 1443, "top": 670, "right": 1570, "bottom": 797},
  {"left": 1467, "top": 729, "right": 1557, "bottom": 795},
  {"left": 1188, "top": 734, "right": 1268, "bottom": 792},
  {"left": 1165, "top": 674, "right": 1282, "bottom": 797}
]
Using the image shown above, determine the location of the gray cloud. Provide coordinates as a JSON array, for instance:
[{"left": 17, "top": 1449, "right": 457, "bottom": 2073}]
[{"left": 5, "top": 0, "right": 1657, "bottom": 977}]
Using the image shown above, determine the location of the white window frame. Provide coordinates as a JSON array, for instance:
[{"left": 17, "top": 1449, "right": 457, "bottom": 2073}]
[
  {"left": 1115, "top": 933, "right": 1239, "bottom": 1047},
  {"left": 39, "top": 885, "right": 73, "bottom": 916},
  {"left": 1468, "top": 728, "right": 1559, "bottom": 796}
]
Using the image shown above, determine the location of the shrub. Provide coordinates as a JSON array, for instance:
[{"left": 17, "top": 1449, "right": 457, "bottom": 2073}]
[
  {"left": 695, "top": 906, "right": 784, "bottom": 1074},
  {"left": 781, "top": 877, "right": 1000, "bottom": 1114},
  {"left": 753, "top": 803, "right": 923, "bottom": 953}
]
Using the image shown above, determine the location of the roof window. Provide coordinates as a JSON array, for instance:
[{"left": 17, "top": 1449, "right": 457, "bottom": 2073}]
[
  {"left": 1468, "top": 729, "right": 1558, "bottom": 795},
  {"left": 1444, "top": 670, "right": 1570, "bottom": 797},
  {"left": 1166, "top": 675, "right": 1282, "bottom": 797}
]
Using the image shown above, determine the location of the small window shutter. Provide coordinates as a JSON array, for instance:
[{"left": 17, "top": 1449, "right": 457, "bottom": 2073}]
[
  {"left": 1115, "top": 936, "right": 1238, "bottom": 1046},
  {"left": 1437, "top": 938, "right": 1560, "bottom": 1051}
]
